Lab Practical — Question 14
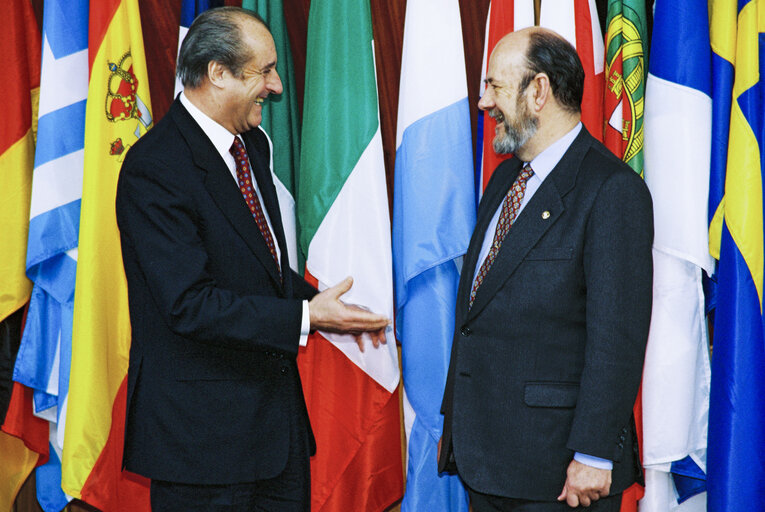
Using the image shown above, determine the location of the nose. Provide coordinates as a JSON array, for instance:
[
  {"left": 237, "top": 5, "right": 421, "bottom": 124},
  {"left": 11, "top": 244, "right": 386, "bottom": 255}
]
[
  {"left": 268, "top": 69, "right": 283, "bottom": 95},
  {"left": 478, "top": 90, "right": 494, "bottom": 112}
]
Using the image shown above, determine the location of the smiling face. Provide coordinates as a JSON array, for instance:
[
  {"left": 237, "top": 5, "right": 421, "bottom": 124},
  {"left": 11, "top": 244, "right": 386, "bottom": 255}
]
[
  {"left": 218, "top": 20, "right": 282, "bottom": 134},
  {"left": 478, "top": 36, "right": 538, "bottom": 155}
]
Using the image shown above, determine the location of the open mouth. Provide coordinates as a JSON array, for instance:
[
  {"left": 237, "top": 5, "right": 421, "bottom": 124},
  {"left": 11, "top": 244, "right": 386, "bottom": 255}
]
[
  {"left": 254, "top": 97, "right": 265, "bottom": 105},
  {"left": 490, "top": 108, "right": 505, "bottom": 123}
]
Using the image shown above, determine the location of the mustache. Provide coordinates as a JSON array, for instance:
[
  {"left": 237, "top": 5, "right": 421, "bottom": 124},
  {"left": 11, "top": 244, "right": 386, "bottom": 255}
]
[{"left": 489, "top": 108, "right": 505, "bottom": 123}]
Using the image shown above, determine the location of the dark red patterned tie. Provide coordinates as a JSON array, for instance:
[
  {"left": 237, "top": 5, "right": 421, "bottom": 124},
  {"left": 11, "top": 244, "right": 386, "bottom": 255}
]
[
  {"left": 230, "top": 137, "right": 281, "bottom": 277},
  {"left": 469, "top": 163, "right": 534, "bottom": 308}
]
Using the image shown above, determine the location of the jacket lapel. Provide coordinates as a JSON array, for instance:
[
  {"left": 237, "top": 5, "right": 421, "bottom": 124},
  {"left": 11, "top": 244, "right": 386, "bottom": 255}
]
[
  {"left": 466, "top": 128, "right": 592, "bottom": 320},
  {"left": 170, "top": 100, "right": 284, "bottom": 291}
]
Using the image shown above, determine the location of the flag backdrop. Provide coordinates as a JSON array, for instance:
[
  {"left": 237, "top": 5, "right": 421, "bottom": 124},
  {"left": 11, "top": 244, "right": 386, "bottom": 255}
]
[
  {"left": 13, "top": 0, "right": 89, "bottom": 509},
  {"left": 393, "top": 0, "right": 475, "bottom": 510},
  {"left": 477, "top": 0, "right": 535, "bottom": 193},
  {"left": 0, "top": 0, "right": 41, "bottom": 506},
  {"left": 297, "top": 0, "right": 403, "bottom": 510},
  {"left": 62, "top": 0, "right": 152, "bottom": 508},
  {"left": 707, "top": 0, "right": 765, "bottom": 510},
  {"left": 641, "top": 0, "right": 713, "bottom": 509},
  {"left": 243, "top": 0, "right": 302, "bottom": 272}
]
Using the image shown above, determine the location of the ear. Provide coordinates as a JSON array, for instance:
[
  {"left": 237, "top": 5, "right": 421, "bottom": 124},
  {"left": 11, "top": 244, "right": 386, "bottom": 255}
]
[
  {"left": 529, "top": 72, "right": 551, "bottom": 113},
  {"left": 207, "top": 61, "right": 228, "bottom": 89}
]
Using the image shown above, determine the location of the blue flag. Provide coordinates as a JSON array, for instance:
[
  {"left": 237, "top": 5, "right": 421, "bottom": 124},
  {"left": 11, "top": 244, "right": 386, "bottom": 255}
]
[{"left": 393, "top": 1, "right": 475, "bottom": 510}]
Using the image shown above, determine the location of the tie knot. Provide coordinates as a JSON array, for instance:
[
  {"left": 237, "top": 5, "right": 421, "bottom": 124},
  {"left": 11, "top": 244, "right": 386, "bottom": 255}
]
[
  {"left": 230, "top": 136, "right": 246, "bottom": 158},
  {"left": 520, "top": 163, "right": 534, "bottom": 181}
]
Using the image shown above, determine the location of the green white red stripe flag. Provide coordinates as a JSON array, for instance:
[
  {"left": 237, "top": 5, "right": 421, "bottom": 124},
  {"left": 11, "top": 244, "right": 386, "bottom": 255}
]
[{"left": 297, "top": 0, "right": 402, "bottom": 510}]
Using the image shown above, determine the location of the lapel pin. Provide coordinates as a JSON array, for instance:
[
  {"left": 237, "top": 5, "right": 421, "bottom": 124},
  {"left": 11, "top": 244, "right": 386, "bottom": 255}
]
[{"left": 542, "top": 211, "right": 551, "bottom": 219}]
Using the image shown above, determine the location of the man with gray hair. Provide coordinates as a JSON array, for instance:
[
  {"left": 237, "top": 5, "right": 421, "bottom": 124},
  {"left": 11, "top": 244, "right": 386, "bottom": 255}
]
[{"left": 116, "top": 7, "right": 388, "bottom": 511}]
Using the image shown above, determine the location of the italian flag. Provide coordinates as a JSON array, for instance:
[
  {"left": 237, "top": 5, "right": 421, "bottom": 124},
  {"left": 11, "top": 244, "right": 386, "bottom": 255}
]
[{"left": 297, "top": 0, "right": 403, "bottom": 511}]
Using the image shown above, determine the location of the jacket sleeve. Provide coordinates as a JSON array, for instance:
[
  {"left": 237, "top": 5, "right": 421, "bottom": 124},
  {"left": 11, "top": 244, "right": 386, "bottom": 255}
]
[
  {"left": 116, "top": 154, "right": 304, "bottom": 355},
  {"left": 566, "top": 169, "right": 654, "bottom": 460}
]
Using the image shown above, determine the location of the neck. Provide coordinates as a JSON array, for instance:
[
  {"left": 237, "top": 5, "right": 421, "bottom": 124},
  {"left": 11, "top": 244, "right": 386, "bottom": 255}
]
[
  {"left": 184, "top": 86, "right": 237, "bottom": 135},
  {"left": 516, "top": 110, "right": 580, "bottom": 162}
]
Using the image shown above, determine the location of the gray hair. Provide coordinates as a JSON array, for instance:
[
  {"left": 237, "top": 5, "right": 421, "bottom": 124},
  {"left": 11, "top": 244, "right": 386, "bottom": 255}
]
[{"left": 177, "top": 7, "right": 267, "bottom": 89}]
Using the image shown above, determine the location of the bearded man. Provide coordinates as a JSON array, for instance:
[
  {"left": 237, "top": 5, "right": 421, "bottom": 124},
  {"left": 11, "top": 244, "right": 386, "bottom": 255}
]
[{"left": 438, "top": 27, "right": 653, "bottom": 511}]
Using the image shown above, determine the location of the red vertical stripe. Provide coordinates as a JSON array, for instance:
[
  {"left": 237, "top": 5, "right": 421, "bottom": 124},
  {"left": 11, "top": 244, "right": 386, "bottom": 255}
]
[{"left": 574, "top": 0, "right": 604, "bottom": 141}]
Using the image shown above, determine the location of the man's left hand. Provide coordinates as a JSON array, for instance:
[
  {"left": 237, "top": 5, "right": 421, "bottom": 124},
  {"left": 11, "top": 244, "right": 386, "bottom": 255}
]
[{"left": 557, "top": 459, "right": 611, "bottom": 508}]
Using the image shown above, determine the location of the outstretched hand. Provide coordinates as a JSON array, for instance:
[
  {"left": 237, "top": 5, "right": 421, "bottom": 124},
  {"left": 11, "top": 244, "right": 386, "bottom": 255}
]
[{"left": 308, "top": 277, "right": 390, "bottom": 352}]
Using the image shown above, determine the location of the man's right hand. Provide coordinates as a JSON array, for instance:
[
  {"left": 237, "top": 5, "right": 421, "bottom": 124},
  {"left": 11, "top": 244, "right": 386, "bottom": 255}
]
[{"left": 308, "top": 277, "right": 390, "bottom": 351}]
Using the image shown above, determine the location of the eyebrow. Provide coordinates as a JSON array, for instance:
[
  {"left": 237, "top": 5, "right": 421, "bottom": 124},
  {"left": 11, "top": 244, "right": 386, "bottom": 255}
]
[{"left": 261, "top": 60, "right": 277, "bottom": 71}]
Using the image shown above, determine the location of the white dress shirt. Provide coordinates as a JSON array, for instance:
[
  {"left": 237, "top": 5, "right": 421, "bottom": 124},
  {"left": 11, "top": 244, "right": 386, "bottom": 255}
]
[
  {"left": 180, "top": 93, "right": 310, "bottom": 345},
  {"left": 472, "top": 122, "right": 613, "bottom": 471}
]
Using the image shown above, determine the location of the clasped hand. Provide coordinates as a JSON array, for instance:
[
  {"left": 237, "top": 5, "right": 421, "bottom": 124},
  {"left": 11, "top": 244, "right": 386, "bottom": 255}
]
[
  {"left": 557, "top": 459, "right": 612, "bottom": 508},
  {"left": 308, "top": 276, "right": 390, "bottom": 352}
]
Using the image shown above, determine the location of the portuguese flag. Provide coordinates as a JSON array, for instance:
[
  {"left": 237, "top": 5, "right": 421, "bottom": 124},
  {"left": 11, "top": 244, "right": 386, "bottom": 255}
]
[{"left": 297, "top": 0, "right": 403, "bottom": 510}]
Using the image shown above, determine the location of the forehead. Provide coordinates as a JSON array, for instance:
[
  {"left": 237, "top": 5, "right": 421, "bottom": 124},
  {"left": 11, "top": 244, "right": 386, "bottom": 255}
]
[
  {"left": 240, "top": 20, "right": 277, "bottom": 67},
  {"left": 486, "top": 37, "right": 528, "bottom": 84}
]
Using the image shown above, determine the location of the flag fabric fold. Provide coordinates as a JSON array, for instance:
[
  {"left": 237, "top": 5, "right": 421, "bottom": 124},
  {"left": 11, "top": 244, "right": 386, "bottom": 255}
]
[
  {"left": 640, "top": 1, "right": 713, "bottom": 509},
  {"left": 297, "top": 0, "right": 402, "bottom": 510},
  {"left": 707, "top": 1, "right": 765, "bottom": 511},
  {"left": 394, "top": 1, "right": 475, "bottom": 511},
  {"left": 62, "top": 0, "right": 152, "bottom": 508},
  {"left": 13, "top": 1, "right": 89, "bottom": 508}
]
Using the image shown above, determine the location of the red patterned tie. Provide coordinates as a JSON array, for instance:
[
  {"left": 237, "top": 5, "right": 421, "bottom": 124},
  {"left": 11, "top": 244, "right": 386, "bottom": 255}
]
[
  {"left": 469, "top": 163, "right": 534, "bottom": 308},
  {"left": 230, "top": 137, "right": 281, "bottom": 277}
]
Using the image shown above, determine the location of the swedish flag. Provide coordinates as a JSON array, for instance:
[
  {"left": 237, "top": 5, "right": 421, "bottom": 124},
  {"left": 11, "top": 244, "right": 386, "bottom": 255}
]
[{"left": 708, "top": 0, "right": 765, "bottom": 509}]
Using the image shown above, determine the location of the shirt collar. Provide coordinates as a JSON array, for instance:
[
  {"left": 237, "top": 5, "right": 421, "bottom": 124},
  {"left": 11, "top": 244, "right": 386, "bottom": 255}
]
[
  {"left": 527, "top": 122, "right": 582, "bottom": 182},
  {"left": 180, "top": 91, "right": 240, "bottom": 163}
]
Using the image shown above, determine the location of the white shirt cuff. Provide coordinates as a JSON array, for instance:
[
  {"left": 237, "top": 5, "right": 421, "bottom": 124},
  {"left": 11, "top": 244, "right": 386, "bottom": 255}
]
[
  {"left": 299, "top": 300, "right": 310, "bottom": 347},
  {"left": 574, "top": 452, "right": 613, "bottom": 470}
]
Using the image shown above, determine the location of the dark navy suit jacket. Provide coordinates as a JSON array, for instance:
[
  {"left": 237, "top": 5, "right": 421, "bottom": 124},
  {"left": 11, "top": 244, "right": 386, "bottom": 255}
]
[
  {"left": 439, "top": 127, "right": 653, "bottom": 500},
  {"left": 116, "top": 99, "right": 316, "bottom": 484}
]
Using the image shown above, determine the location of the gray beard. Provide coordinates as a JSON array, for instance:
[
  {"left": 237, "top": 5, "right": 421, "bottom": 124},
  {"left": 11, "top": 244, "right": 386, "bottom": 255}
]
[{"left": 493, "top": 112, "right": 538, "bottom": 155}]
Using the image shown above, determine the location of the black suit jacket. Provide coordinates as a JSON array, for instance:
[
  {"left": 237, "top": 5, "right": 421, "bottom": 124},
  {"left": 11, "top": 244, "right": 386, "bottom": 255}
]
[
  {"left": 439, "top": 127, "right": 653, "bottom": 500},
  {"left": 116, "top": 99, "right": 317, "bottom": 485}
]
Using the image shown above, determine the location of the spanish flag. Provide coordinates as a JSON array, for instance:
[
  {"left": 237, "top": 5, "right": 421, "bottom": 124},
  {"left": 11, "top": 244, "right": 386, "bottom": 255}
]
[
  {"left": 62, "top": 0, "right": 152, "bottom": 508},
  {"left": 0, "top": 0, "right": 39, "bottom": 323},
  {"left": 0, "top": 1, "right": 41, "bottom": 506}
]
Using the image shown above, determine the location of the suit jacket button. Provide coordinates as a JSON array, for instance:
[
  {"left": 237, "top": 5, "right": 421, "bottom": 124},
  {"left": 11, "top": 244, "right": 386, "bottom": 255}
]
[
  {"left": 280, "top": 367, "right": 288, "bottom": 375},
  {"left": 461, "top": 326, "right": 472, "bottom": 336}
]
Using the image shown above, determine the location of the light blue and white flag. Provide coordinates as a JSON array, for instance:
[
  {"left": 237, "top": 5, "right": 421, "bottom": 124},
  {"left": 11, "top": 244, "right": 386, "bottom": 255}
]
[
  {"left": 393, "top": 1, "right": 475, "bottom": 510},
  {"left": 13, "top": 1, "right": 88, "bottom": 509},
  {"left": 641, "top": 0, "right": 713, "bottom": 509}
]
